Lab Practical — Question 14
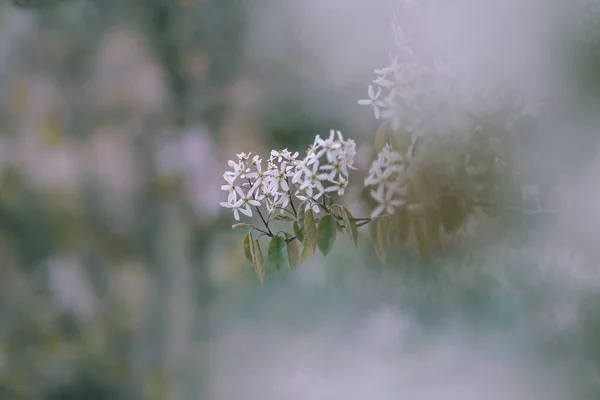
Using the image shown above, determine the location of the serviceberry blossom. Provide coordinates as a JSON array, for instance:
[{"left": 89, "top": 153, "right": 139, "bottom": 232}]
[
  {"left": 358, "top": 5, "right": 547, "bottom": 138},
  {"left": 220, "top": 130, "right": 356, "bottom": 222},
  {"left": 364, "top": 144, "right": 407, "bottom": 218},
  {"left": 358, "top": 85, "right": 387, "bottom": 119}
]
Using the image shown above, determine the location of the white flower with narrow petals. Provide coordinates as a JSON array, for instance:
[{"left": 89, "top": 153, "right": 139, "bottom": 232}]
[
  {"left": 295, "top": 187, "right": 321, "bottom": 213},
  {"left": 299, "top": 161, "right": 327, "bottom": 195},
  {"left": 324, "top": 176, "right": 348, "bottom": 196},
  {"left": 220, "top": 199, "right": 242, "bottom": 220},
  {"left": 370, "top": 185, "right": 405, "bottom": 218},
  {"left": 232, "top": 186, "right": 261, "bottom": 219},
  {"left": 358, "top": 85, "right": 386, "bottom": 119}
]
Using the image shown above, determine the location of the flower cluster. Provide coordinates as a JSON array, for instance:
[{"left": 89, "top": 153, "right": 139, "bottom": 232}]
[
  {"left": 364, "top": 144, "right": 407, "bottom": 218},
  {"left": 220, "top": 130, "right": 357, "bottom": 221},
  {"left": 357, "top": 11, "right": 436, "bottom": 133}
]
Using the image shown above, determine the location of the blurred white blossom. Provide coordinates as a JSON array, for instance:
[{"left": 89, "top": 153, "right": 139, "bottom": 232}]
[{"left": 364, "top": 144, "right": 407, "bottom": 218}]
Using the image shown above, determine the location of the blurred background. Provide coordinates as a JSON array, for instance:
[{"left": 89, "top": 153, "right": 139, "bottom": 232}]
[{"left": 3, "top": 0, "right": 600, "bottom": 399}]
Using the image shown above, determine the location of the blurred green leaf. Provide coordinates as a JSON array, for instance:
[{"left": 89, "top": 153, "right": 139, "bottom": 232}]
[
  {"left": 440, "top": 196, "right": 465, "bottom": 232},
  {"left": 243, "top": 232, "right": 253, "bottom": 263},
  {"left": 268, "top": 235, "right": 285, "bottom": 272},
  {"left": 285, "top": 232, "right": 300, "bottom": 273},
  {"left": 374, "top": 122, "right": 388, "bottom": 153},
  {"left": 392, "top": 207, "right": 410, "bottom": 244},
  {"left": 371, "top": 219, "right": 388, "bottom": 264},
  {"left": 252, "top": 239, "right": 265, "bottom": 283},
  {"left": 341, "top": 207, "right": 358, "bottom": 246},
  {"left": 302, "top": 209, "right": 317, "bottom": 260},
  {"left": 293, "top": 221, "right": 304, "bottom": 243},
  {"left": 297, "top": 203, "right": 306, "bottom": 228}
]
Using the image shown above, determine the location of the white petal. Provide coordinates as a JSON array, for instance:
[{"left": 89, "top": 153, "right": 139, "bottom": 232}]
[{"left": 239, "top": 205, "right": 252, "bottom": 217}]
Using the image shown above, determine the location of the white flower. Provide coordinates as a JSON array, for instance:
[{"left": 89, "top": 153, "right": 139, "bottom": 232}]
[
  {"left": 358, "top": 85, "right": 387, "bottom": 119},
  {"left": 220, "top": 199, "right": 242, "bottom": 220},
  {"left": 313, "top": 130, "right": 342, "bottom": 163},
  {"left": 325, "top": 176, "right": 348, "bottom": 196},
  {"left": 270, "top": 149, "right": 291, "bottom": 163},
  {"left": 299, "top": 160, "right": 327, "bottom": 195},
  {"left": 370, "top": 185, "right": 405, "bottom": 218},
  {"left": 221, "top": 182, "right": 237, "bottom": 204},
  {"left": 295, "top": 187, "right": 321, "bottom": 213},
  {"left": 232, "top": 186, "right": 261, "bottom": 219},
  {"left": 374, "top": 53, "right": 400, "bottom": 77},
  {"left": 372, "top": 76, "right": 395, "bottom": 88},
  {"left": 271, "top": 161, "right": 290, "bottom": 193},
  {"left": 225, "top": 159, "right": 246, "bottom": 180},
  {"left": 364, "top": 144, "right": 404, "bottom": 187}
]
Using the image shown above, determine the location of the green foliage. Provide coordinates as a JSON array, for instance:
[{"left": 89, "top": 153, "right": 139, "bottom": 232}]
[
  {"left": 252, "top": 239, "right": 265, "bottom": 283},
  {"left": 341, "top": 206, "right": 358, "bottom": 246},
  {"left": 374, "top": 122, "right": 387, "bottom": 153},
  {"left": 243, "top": 232, "right": 254, "bottom": 263},
  {"left": 284, "top": 232, "right": 300, "bottom": 274},
  {"left": 370, "top": 219, "right": 389, "bottom": 264},
  {"left": 317, "top": 214, "right": 337, "bottom": 255},
  {"left": 302, "top": 209, "right": 317, "bottom": 260},
  {"left": 267, "top": 235, "right": 285, "bottom": 272},
  {"left": 440, "top": 195, "right": 466, "bottom": 232},
  {"left": 293, "top": 221, "right": 304, "bottom": 243}
]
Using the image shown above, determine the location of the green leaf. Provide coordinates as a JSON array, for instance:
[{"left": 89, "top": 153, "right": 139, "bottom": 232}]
[
  {"left": 302, "top": 240, "right": 314, "bottom": 260},
  {"left": 297, "top": 204, "right": 306, "bottom": 228},
  {"left": 392, "top": 207, "right": 409, "bottom": 245},
  {"left": 274, "top": 215, "right": 294, "bottom": 222},
  {"left": 440, "top": 196, "right": 465, "bottom": 232},
  {"left": 285, "top": 232, "right": 300, "bottom": 273},
  {"left": 232, "top": 223, "right": 249, "bottom": 229},
  {"left": 374, "top": 122, "right": 388, "bottom": 153},
  {"left": 388, "top": 128, "right": 412, "bottom": 156},
  {"left": 293, "top": 221, "right": 304, "bottom": 243},
  {"left": 302, "top": 209, "right": 317, "bottom": 260},
  {"left": 252, "top": 239, "right": 265, "bottom": 283},
  {"left": 341, "top": 207, "right": 358, "bottom": 246},
  {"left": 268, "top": 235, "right": 286, "bottom": 272},
  {"left": 317, "top": 214, "right": 337, "bottom": 256},
  {"left": 243, "top": 232, "right": 253, "bottom": 263},
  {"left": 411, "top": 214, "right": 439, "bottom": 258},
  {"left": 370, "top": 219, "right": 388, "bottom": 264}
]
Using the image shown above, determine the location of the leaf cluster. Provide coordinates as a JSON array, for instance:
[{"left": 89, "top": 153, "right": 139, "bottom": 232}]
[
  {"left": 367, "top": 119, "right": 522, "bottom": 263},
  {"left": 239, "top": 200, "right": 361, "bottom": 283}
]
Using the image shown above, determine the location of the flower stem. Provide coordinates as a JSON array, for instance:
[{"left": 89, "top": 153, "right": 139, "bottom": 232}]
[{"left": 254, "top": 206, "right": 273, "bottom": 236}]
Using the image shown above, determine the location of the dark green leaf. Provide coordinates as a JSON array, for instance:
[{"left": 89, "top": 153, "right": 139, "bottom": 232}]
[
  {"left": 342, "top": 207, "right": 358, "bottom": 246},
  {"left": 293, "top": 221, "right": 304, "bottom": 243},
  {"left": 285, "top": 232, "right": 300, "bottom": 273},
  {"left": 252, "top": 239, "right": 265, "bottom": 283},
  {"left": 317, "top": 214, "right": 337, "bottom": 256},
  {"left": 268, "top": 235, "right": 285, "bottom": 272},
  {"left": 440, "top": 196, "right": 465, "bottom": 232}
]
